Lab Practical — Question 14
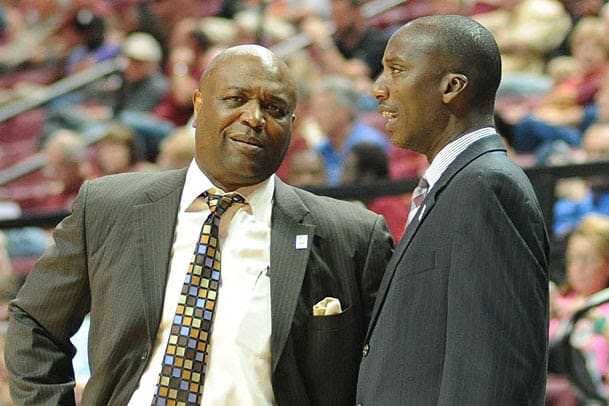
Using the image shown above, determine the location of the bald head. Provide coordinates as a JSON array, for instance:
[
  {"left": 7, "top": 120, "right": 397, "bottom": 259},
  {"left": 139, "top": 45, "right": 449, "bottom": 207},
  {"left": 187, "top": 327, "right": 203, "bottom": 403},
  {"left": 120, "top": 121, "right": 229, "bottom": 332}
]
[{"left": 201, "top": 44, "right": 298, "bottom": 108}]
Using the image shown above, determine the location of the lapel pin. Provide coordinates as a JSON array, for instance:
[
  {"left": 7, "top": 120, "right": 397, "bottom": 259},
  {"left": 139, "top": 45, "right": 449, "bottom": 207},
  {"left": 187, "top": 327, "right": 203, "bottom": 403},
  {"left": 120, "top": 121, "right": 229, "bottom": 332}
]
[{"left": 295, "top": 234, "right": 308, "bottom": 250}]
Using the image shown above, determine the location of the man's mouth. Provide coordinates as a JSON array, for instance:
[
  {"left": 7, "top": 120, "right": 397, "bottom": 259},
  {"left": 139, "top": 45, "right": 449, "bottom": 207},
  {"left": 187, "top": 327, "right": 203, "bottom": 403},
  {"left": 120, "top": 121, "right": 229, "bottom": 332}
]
[{"left": 229, "top": 135, "right": 263, "bottom": 151}]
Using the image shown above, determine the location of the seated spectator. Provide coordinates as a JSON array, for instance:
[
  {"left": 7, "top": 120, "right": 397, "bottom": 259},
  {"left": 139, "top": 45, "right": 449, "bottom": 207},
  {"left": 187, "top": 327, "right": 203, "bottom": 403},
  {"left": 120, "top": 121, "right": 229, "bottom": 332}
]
[
  {"left": 473, "top": 0, "right": 571, "bottom": 93},
  {"left": 549, "top": 214, "right": 609, "bottom": 399},
  {"left": 43, "top": 31, "right": 170, "bottom": 160},
  {"left": 30, "top": 129, "right": 93, "bottom": 214},
  {"left": 2, "top": 227, "right": 50, "bottom": 276},
  {"left": 95, "top": 124, "right": 156, "bottom": 175},
  {"left": 553, "top": 122, "right": 609, "bottom": 237},
  {"left": 152, "top": 19, "right": 213, "bottom": 127},
  {"left": 301, "top": 0, "right": 389, "bottom": 82},
  {"left": 525, "top": 16, "right": 609, "bottom": 131},
  {"left": 341, "top": 142, "right": 409, "bottom": 242},
  {"left": 155, "top": 125, "right": 195, "bottom": 170},
  {"left": 63, "top": 10, "right": 120, "bottom": 75},
  {"left": 0, "top": 0, "right": 72, "bottom": 71},
  {"left": 286, "top": 148, "right": 328, "bottom": 187},
  {"left": 310, "top": 75, "right": 389, "bottom": 185},
  {"left": 508, "top": 65, "right": 609, "bottom": 156}
]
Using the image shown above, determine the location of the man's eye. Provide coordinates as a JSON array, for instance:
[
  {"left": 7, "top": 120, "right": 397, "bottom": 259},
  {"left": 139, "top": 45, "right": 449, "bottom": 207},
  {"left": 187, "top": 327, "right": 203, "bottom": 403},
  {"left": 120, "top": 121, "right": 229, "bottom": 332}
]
[
  {"left": 224, "top": 96, "right": 245, "bottom": 105},
  {"left": 390, "top": 66, "right": 403, "bottom": 74},
  {"left": 265, "top": 104, "right": 286, "bottom": 117}
]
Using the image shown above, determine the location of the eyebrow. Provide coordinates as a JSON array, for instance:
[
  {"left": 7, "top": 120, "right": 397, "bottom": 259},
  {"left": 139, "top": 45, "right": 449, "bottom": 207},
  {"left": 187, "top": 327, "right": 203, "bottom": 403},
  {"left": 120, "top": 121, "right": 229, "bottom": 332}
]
[{"left": 225, "top": 86, "right": 291, "bottom": 106}]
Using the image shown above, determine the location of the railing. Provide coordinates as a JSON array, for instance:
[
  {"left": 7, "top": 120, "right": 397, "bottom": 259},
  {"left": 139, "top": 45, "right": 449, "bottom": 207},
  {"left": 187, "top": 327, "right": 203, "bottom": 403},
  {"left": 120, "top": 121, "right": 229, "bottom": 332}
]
[
  {"left": 0, "top": 58, "right": 124, "bottom": 123},
  {"left": 2, "top": 160, "right": 609, "bottom": 243}
]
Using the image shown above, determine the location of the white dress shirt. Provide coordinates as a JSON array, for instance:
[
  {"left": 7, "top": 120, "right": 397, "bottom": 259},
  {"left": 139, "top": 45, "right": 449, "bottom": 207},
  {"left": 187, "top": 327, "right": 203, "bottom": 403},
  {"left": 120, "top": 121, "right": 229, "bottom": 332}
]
[
  {"left": 414, "top": 127, "right": 496, "bottom": 221},
  {"left": 129, "top": 160, "right": 275, "bottom": 405}
]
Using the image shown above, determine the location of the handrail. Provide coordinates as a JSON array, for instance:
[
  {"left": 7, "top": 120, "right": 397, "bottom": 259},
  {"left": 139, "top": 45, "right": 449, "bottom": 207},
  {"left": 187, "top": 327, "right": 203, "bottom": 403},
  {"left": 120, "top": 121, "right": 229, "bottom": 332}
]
[
  {"left": 0, "top": 57, "right": 124, "bottom": 123},
  {"left": 2, "top": 160, "right": 609, "bottom": 237}
]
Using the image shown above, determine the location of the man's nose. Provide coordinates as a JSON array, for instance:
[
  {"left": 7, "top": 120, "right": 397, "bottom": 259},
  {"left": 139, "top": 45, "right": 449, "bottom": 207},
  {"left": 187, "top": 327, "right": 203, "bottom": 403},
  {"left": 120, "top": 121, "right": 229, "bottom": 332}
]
[
  {"left": 370, "top": 78, "right": 388, "bottom": 101},
  {"left": 240, "top": 102, "right": 266, "bottom": 129}
]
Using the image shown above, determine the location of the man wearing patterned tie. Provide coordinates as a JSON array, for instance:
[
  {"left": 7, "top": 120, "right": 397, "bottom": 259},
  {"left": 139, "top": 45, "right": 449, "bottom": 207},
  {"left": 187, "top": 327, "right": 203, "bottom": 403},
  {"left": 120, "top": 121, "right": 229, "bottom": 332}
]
[
  {"left": 356, "top": 15, "right": 551, "bottom": 405},
  {"left": 5, "top": 45, "right": 393, "bottom": 406}
]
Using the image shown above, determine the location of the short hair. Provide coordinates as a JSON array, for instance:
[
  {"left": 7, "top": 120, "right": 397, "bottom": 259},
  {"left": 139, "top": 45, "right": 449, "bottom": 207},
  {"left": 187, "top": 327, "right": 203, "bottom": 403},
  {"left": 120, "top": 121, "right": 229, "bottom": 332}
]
[
  {"left": 99, "top": 124, "right": 139, "bottom": 166},
  {"left": 314, "top": 75, "right": 359, "bottom": 119},
  {"left": 409, "top": 15, "right": 502, "bottom": 112},
  {"left": 571, "top": 214, "right": 609, "bottom": 264}
]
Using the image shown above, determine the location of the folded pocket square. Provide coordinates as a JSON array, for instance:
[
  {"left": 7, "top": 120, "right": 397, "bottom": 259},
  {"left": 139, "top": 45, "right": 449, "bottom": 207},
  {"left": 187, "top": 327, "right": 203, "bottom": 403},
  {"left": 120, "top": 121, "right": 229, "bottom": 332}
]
[{"left": 313, "top": 297, "right": 342, "bottom": 316}]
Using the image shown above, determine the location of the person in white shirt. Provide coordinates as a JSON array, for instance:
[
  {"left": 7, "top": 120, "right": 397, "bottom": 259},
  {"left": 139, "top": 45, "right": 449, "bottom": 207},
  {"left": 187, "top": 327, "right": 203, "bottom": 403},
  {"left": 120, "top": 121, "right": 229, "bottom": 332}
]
[{"left": 5, "top": 44, "right": 393, "bottom": 406}]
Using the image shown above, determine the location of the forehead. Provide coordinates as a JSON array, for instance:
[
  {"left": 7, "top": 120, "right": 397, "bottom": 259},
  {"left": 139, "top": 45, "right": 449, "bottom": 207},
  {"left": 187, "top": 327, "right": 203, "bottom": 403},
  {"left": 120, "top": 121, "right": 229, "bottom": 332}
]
[
  {"left": 383, "top": 26, "right": 434, "bottom": 62},
  {"left": 205, "top": 54, "right": 295, "bottom": 101}
]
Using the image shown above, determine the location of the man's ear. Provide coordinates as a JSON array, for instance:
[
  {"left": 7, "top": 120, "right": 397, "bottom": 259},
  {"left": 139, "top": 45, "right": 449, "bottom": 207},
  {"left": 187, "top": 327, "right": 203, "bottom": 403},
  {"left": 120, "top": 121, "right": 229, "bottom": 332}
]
[
  {"left": 192, "top": 89, "right": 202, "bottom": 121},
  {"left": 441, "top": 73, "right": 468, "bottom": 104}
]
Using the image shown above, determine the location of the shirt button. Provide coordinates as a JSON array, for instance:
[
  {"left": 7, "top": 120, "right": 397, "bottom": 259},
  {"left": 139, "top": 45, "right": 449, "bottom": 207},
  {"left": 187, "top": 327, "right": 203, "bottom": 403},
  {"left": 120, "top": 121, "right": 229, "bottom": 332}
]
[
  {"left": 362, "top": 344, "right": 369, "bottom": 357},
  {"left": 141, "top": 351, "right": 148, "bottom": 361}
]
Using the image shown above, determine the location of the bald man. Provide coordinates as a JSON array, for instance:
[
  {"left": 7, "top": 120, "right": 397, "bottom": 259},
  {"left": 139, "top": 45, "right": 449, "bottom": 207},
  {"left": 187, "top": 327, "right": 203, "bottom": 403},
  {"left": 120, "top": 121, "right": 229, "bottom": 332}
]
[{"left": 6, "top": 45, "right": 393, "bottom": 405}]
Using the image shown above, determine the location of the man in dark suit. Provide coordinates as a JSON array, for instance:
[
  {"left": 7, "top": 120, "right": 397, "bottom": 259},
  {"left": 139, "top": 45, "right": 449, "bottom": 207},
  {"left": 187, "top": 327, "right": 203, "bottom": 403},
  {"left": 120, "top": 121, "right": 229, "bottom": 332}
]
[
  {"left": 5, "top": 44, "right": 393, "bottom": 405},
  {"left": 356, "top": 15, "right": 550, "bottom": 405}
]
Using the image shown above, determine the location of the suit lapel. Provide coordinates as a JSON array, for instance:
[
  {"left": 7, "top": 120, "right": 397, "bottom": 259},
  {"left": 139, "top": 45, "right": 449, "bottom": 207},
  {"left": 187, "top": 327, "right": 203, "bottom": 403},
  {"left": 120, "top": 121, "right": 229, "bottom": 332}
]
[
  {"left": 134, "top": 168, "right": 187, "bottom": 344},
  {"left": 270, "top": 179, "right": 314, "bottom": 372},
  {"left": 366, "top": 135, "right": 507, "bottom": 340}
]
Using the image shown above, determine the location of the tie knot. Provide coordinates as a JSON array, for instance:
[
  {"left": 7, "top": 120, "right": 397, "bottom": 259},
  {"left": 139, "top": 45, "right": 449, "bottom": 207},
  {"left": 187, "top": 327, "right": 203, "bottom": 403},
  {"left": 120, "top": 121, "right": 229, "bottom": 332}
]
[
  {"left": 203, "top": 192, "right": 245, "bottom": 216},
  {"left": 417, "top": 177, "right": 429, "bottom": 191},
  {"left": 411, "top": 177, "right": 429, "bottom": 208}
]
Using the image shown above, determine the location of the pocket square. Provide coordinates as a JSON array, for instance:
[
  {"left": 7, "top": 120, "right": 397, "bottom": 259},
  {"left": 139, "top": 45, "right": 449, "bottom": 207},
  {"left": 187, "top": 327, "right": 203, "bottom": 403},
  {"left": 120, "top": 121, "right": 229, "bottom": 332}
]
[{"left": 313, "top": 297, "right": 342, "bottom": 316}]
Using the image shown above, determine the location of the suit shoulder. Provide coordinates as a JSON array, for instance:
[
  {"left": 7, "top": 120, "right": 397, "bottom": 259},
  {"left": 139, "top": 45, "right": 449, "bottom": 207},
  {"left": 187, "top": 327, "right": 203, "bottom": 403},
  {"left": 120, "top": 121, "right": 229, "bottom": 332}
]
[{"left": 84, "top": 169, "right": 185, "bottom": 203}]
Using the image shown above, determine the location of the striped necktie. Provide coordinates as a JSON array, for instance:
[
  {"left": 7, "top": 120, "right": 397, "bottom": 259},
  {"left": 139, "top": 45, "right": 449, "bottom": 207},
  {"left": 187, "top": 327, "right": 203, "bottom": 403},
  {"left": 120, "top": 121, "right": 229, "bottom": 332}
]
[
  {"left": 152, "top": 191, "right": 245, "bottom": 406},
  {"left": 407, "top": 177, "right": 429, "bottom": 225}
]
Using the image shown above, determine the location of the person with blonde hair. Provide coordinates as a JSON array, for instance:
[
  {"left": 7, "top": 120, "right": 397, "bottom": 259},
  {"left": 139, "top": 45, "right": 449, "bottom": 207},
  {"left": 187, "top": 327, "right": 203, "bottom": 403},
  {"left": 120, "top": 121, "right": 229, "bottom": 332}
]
[{"left": 550, "top": 214, "right": 609, "bottom": 397}]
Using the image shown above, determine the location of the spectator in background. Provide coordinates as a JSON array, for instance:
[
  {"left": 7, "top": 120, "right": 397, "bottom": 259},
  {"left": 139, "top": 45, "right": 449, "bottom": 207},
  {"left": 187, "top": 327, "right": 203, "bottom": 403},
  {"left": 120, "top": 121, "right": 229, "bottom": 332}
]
[
  {"left": 509, "top": 16, "right": 609, "bottom": 152},
  {"left": 43, "top": 31, "right": 169, "bottom": 160},
  {"left": 302, "top": 0, "right": 389, "bottom": 82},
  {"left": 95, "top": 124, "right": 156, "bottom": 175},
  {"left": 554, "top": 122, "right": 609, "bottom": 237},
  {"left": 152, "top": 19, "right": 213, "bottom": 128},
  {"left": 341, "top": 142, "right": 409, "bottom": 242},
  {"left": 549, "top": 214, "right": 609, "bottom": 399},
  {"left": 310, "top": 75, "right": 389, "bottom": 185},
  {"left": 155, "top": 125, "right": 195, "bottom": 170},
  {"left": 285, "top": 148, "right": 328, "bottom": 187},
  {"left": 507, "top": 53, "right": 609, "bottom": 158},
  {"left": 473, "top": 0, "right": 571, "bottom": 95},
  {"left": 39, "top": 130, "right": 92, "bottom": 213},
  {"left": 64, "top": 10, "right": 120, "bottom": 75},
  {"left": 0, "top": 0, "right": 71, "bottom": 71}
]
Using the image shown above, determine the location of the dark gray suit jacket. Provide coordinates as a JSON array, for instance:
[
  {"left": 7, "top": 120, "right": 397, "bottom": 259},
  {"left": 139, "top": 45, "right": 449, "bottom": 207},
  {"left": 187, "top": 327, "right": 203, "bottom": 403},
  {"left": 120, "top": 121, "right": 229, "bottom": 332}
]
[
  {"left": 6, "top": 169, "right": 393, "bottom": 405},
  {"left": 357, "top": 134, "right": 550, "bottom": 405}
]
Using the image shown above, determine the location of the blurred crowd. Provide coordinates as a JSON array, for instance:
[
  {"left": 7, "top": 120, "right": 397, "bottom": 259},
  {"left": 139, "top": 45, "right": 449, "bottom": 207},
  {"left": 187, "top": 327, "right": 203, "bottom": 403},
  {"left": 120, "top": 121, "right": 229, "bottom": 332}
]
[{"left": 2, "top": 0, "right": 609, "bottom": 404}]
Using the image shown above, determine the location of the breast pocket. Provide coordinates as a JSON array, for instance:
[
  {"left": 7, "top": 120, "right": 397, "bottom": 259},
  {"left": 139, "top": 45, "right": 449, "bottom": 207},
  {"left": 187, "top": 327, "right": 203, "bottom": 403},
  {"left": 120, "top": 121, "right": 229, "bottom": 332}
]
[{"left": 303, "top": 305, "right": 361, "bottom": 405}]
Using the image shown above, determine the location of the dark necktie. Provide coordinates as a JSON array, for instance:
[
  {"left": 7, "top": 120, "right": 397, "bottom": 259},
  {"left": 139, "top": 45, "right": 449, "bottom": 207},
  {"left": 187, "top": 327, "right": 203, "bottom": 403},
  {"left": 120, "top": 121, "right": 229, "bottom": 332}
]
[
  {"left": 152, "top": 192, "right": 245, "bottom": 406},
  {"left": 407, "top": 177, "right": 429, "bottom": 225}
]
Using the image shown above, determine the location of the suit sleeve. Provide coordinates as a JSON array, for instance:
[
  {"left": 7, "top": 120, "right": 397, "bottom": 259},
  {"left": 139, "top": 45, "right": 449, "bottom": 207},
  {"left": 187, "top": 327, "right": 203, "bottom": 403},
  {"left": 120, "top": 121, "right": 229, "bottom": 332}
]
[
  {"left": 438, "top": 171, "right": 549, "bottom": 405},
  {"left": 5, "top": 182, "right": 92, "bottom": 406}
]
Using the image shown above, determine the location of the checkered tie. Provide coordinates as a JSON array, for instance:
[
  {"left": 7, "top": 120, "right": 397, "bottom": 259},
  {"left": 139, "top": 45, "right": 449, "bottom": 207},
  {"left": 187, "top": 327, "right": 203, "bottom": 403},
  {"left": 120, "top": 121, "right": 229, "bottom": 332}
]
[
  {"left": 407, "top": 177, "right": 429, "bottom": 225},
  {"left": 152, "top": 192, "right": 245, "bottom": 406}
]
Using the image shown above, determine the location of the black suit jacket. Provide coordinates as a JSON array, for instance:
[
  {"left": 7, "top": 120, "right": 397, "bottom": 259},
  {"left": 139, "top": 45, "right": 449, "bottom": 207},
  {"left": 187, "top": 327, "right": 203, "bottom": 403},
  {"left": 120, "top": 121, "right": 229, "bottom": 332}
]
[
  {"left": 357, "top": 134, "right": 550, "bottom": 405},
  {"left": 6, "top": 169, "right": 393, "bottom": 405}
]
